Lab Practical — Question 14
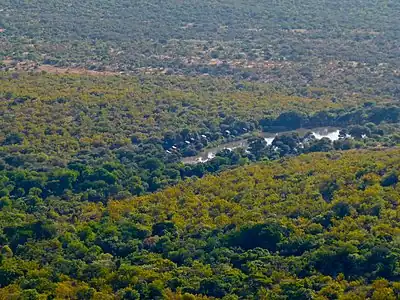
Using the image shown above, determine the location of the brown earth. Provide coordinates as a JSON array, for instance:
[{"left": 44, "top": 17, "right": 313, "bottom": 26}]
[{"left": 1, "top": 60, "right": 120, "bottom": 76}]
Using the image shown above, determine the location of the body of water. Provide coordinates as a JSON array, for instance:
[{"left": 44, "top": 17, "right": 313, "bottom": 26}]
[{"left": 182, "top": 127, "right": 341, "bottom": 164}]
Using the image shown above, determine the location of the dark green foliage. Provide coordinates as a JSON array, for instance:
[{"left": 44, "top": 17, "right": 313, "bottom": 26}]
[
  {"left": 381, "top": 172, "right": 398, "bottom": 187},
  {"left": 152, "top": 222, "right": 178, "bottom": 237},
  {"left": 228, "top": 223, "right": 287, "bottom": 251},
  {"left": 3, "top": 133, "right": 24, "bottom": 146}
]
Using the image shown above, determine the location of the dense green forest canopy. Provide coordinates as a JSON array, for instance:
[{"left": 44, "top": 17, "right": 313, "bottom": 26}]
[
  {"left": 1, "top": 71, "right": 400, "bottom": 201},
  {"left": 1, "top": 0, "right": 400, "bottom": 299},
  {"left": 0, "top": 71, "right": 355, "bottom": 155},
  {"left": 1, "top": 149, "right": 400, "bottom": 298}
]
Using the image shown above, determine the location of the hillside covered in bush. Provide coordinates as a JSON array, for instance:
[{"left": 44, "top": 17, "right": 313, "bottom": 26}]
[
  {"left": 1, "top": 71, "right": 400, "bottom": 202},
  {"left": 1, "top": 0, "right": 399, "bottom": 97},
  {"left": 1, "top": 0, "right": 400, "bottom": 299},
  {"left": 1, "top": 149, "right": 400, "bottom": 298}
]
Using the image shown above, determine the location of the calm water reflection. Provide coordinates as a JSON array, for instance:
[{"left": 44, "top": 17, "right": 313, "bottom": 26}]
[{"left": 182, "top": 127, "right": 340, "bottom": 164}]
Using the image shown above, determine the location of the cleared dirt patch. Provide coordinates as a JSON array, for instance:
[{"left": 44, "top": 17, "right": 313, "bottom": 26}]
[{"left": 1, "top": 60, "right": 120, "bottom": 76}]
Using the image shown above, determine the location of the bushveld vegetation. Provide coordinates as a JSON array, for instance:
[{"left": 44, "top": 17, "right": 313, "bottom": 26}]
[
  {"left": 1, "top": 0, "right": 399, "bottom": 97},
  {"left": 1, "top": 0, "right": 400, "bottom": 298},
  {"left": 1, "top": 149, "right": 400, "bottom": 298}
]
